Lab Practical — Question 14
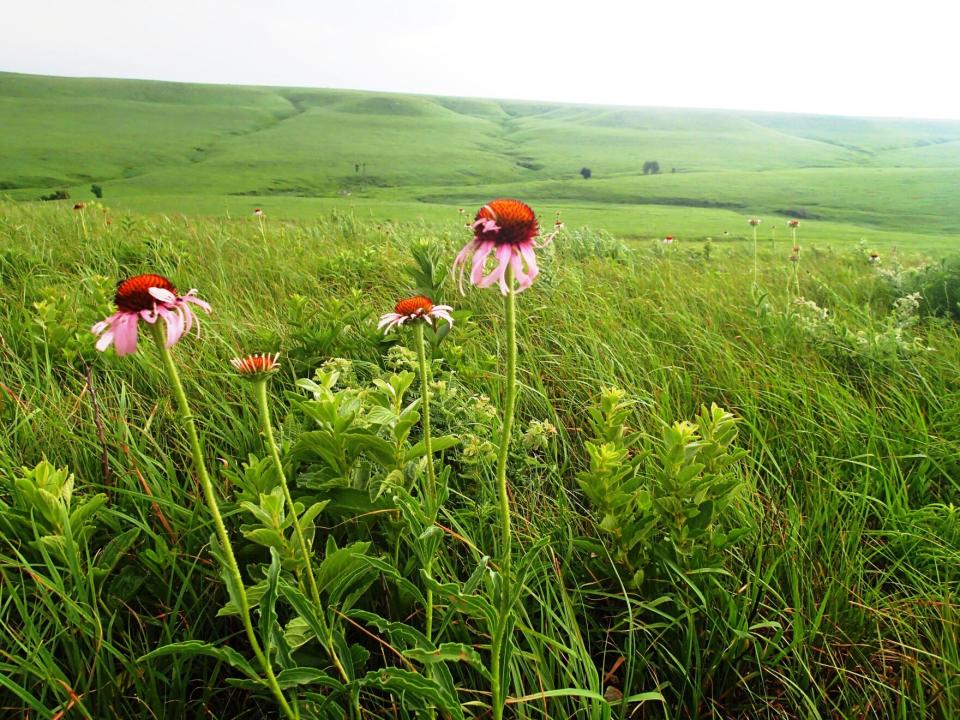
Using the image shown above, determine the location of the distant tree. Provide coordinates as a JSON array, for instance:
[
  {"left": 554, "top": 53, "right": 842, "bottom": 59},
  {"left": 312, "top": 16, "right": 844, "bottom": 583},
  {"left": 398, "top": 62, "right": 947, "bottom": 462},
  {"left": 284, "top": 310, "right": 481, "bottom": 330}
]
[
  {"left": 580, "top": 167, "right": 592, "bottom": 179},
  {"left": 642, "top": 160, "right": 661, "bottom": 175},
  {"left": 39, "top": 189, "right": 70, "bottom": 201},
  {"left": 91, "top": 184, "right": 103, "bottom": 198}
]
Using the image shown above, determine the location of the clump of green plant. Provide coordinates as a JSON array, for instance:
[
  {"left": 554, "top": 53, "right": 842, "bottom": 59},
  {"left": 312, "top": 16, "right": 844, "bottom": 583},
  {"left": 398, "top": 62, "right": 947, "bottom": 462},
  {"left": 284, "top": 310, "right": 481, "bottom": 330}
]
[
  {"left": 789, "top": 292, "right": 930, "bottom": 365},
  {"left": 577, "top": 388, "right": 749, "bottom": 587}
]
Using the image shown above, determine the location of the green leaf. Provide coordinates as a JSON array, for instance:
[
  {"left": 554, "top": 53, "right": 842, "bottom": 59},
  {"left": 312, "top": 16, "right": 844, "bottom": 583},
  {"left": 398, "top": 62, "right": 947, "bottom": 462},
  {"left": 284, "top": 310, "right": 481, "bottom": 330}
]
[
  {"left": 260, "top": 547, "right": 282, "bottom": 658},
  {"left": 275, "top": 667, "right": 342, "bottom": 690},
  {"left": 357, "top": 668, "right": 464, "bottom": 720},
  {"left": 404, "top": 435, "right": 459, "bottom": 462},
  {"left": 138, "top": 641, "right": 260, "bottom": 683},
  {"left": 403, "top": 643, "right": 490, "bottom": 679}
]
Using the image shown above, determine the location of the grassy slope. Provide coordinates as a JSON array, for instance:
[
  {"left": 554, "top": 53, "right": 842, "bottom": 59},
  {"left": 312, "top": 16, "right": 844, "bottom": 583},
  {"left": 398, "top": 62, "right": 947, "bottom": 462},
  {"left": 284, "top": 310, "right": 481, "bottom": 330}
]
[{"left": 2, "top": 72, "right": 960, "bottom": 251}]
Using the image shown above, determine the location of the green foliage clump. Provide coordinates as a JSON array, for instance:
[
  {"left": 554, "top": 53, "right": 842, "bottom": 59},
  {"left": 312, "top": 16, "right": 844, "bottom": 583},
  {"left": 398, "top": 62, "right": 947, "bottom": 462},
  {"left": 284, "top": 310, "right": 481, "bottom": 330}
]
[{"left": 578, "top": 389, "right": 750, "bottom": 586}]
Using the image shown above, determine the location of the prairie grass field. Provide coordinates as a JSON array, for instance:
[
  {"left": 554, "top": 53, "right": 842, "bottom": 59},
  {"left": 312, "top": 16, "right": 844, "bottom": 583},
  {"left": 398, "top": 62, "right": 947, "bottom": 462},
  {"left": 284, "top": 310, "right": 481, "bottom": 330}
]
[{"left": 0, "top": 198, "right": 958, "bottom": 719}]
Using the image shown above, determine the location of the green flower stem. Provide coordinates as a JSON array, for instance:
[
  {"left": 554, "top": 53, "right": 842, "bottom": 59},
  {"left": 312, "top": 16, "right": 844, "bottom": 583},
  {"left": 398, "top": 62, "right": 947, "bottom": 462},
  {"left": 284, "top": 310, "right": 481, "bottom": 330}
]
[
  {"left": 490, "top": 266, "right": 518, "bottom": 720},
  {"left": 150, "top": 326, "right": 296, "bottom": 720},
  {"left": 253, "top": 378, "right": 354, "bottom": 688},
  {"left": 413, "top": 322, "right": 436, "bottom": 646},
  {"left": 753, "top": 225, "right": 759, "bottom": 285}
]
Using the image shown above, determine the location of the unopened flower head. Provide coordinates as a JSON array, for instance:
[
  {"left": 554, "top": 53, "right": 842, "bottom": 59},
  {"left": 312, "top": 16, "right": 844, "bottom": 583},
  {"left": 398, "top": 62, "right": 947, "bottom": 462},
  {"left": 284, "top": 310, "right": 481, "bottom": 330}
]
[
  {"left": 793, "top": 244, "right": 801, "bottom": 253},
  {"left": 230, "top": 352, "right": 281, "bottom": 380},
  {"left": 748, "top": 218, "right": 761, "bottom": 227},
  {"left": 789, "top": 253, "right": 799, "bottom": 263},
  {"left": 92, "top": 274, "right": 211, "bottom": 356},
  {"left": 453, "top": 198, "right": 558, "bottom": 295},
  {"left": 378, "top": 295, "right": 454, "bottom": 334}
]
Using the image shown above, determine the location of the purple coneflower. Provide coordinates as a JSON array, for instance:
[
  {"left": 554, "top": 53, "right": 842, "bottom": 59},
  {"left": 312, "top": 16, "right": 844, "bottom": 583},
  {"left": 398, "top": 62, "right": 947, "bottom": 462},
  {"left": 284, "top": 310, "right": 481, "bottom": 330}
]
[
  {"left": 253, "top": 207, "right": 264, "bottom": 217},
  {"left": 230, "top": 352, "right": 281, "bottom": 379},
  {"left": 748, "top": 218, "right": 761, "bottom": 227},
  {"left": 869, "top": 251, "right": 880, "bottom": 263},
  {"left": 378, "top": 295, "right": 453, "bottom": 334},
  {"left": 453, "top": 198, "right": 556, "bottom": 295},
  {"left": 662, "top": 235, "right": 675, "bottom": 244},
  {"left": 92, "top": 274, "right": 211, "bottom": 356},
  {"left": 787, "top": 219, "right": 800, "bottom": 228}
]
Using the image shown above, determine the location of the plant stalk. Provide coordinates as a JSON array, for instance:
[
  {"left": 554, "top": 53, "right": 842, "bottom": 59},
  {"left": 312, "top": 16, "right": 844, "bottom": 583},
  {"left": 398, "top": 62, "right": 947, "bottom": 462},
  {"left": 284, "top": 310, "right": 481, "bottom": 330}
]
[
  {"left": 490, "top": 266, "right": 518, "bottom": 720},
  {"left": 413, "top": 323, "right": 437, "bottom": 649},
  {"left": 150, "top": 325, "right": 297, "bottom": 720},
  {"left": 253, "top": 378, "right": 354, "bottom": 689}
]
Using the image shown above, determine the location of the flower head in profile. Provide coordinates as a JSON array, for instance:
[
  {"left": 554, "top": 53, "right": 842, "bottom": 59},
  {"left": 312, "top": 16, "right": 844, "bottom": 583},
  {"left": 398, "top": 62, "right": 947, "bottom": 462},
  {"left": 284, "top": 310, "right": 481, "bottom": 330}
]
[
  {"left": 92, "top": 274, "right": 211, "bottom": 356},
  {"left": 253, "top": 207, "right": 264, "bottom": 217},
  {"left": 662, "top": 235, "right": 675, "bottom": 244},
  {"left": 230, "top": 352, "right": 281, "bottom": 381},
  {"left": 748, "top": 218, "right": 761, "bottom": 227},
  {"left": 869, "top": 251, "right": 880, "bottom": 263},
  {"left": 787, "top": 219, "right": 800, "bottom": 228},
  {"left": 73, "top": 202, "right": 85, "bottom": 211},
  {"left": 453, "top": 198, "right": 557, "bottom": 295},
  {"left": 378, "top": 295, "right": 453, "bottom": 334}
]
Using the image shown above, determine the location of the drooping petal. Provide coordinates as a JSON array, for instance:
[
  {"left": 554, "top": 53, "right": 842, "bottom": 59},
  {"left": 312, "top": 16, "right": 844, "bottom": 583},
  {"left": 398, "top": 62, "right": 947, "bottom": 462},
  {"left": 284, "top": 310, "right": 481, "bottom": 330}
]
[
  {"left": 431, "top": 309, "right": 454, "bottom": 326},
  {"left": 511, "top": 252, "right": 531, "bottom": 293},
  {"left": 95, "top": 329, "right": 115, "bottom": 352},
  {"left": 158, "top": 307, "right": 185, "bottom": 348},
  {"left": 471, "top": 241, "right": 498, "bottom": 287},
  {"left": 519, "top": 242, "right": 540, "bottom": 286},
  {"left": 453, "top": 239, "right": 479, "bottom": 294},
  {"left": 113, "top": 313, "right": 140, "bottom": 356},
  {"left": 477, "top": 244, "right": 514, "bottom": 294},
  {"left": 378, "top": 312, "right": 402, "bottom": 330},
  {"left": 181, "top": 292, "right": 212, "bottom": 313}
]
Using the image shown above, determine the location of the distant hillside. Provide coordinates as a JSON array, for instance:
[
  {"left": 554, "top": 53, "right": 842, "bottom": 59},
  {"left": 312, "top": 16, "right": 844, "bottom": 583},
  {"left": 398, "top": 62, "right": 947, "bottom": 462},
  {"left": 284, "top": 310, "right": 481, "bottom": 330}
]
[{"left": 2, "top": 71, "right": 960, "bottom": 243}]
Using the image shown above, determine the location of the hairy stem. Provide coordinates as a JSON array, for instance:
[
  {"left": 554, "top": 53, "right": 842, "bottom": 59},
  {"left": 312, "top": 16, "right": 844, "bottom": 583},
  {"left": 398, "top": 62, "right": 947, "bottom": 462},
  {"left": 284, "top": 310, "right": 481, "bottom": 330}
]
[
  {"left": 414, "top": 323, "right": 437, "bottom": 648},
  {"left": 490, "top": 266, "right": 518, "bottom": 720}
]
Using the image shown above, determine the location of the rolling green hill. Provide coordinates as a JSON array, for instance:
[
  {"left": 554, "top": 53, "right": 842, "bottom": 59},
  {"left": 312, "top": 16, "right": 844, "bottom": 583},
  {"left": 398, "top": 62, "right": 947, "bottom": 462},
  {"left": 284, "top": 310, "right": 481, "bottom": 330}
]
[{"left": 2, "top": 71, "right": 960, "bottom": 250}]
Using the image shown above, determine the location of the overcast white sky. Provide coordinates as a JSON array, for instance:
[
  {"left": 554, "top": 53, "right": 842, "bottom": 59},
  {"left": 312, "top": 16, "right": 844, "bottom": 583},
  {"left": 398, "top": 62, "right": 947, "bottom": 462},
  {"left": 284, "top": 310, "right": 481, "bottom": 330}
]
[{"left": 3, "top": 0, "right": 958, "bottom": 120}]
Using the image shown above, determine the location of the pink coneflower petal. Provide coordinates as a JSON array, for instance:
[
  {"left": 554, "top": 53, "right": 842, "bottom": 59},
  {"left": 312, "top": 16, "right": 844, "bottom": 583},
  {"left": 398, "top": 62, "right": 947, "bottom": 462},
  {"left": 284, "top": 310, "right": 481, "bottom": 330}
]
[
  {"left": 469, "top": 241, "right": 495, "bottom": 287},
  {"left": 519, "top": 243, "right": 539, "bottom": 283},
  {"left": 113, "top": 313, "right": 140, "bottom": 356}
]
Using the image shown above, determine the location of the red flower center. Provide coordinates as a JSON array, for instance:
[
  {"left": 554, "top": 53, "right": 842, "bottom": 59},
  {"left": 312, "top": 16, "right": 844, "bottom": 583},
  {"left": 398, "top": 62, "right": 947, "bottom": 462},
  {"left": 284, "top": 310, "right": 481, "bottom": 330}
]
[
  {"left": 395, "top": 295, "right": 434, "bottom": 316},
  {"left": 475, "top": 199, "right": 538, "bottom": 246},
  {"left": 115, "top": 274, "right": 176, "bottom": 312}
]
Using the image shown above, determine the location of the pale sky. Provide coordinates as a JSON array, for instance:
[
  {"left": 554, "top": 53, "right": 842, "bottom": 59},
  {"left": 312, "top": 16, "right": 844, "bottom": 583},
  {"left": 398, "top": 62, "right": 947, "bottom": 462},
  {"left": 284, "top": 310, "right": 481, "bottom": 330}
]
[{"left": 4, "top": 0, "right": 959, "bottom": 120}]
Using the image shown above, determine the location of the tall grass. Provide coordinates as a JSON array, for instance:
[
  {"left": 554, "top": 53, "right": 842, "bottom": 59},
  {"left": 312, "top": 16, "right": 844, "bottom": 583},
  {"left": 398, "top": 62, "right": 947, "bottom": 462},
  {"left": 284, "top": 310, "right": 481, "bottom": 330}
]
[{"left": 0, "top": 202, "right": 957, "bottom": 718}]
